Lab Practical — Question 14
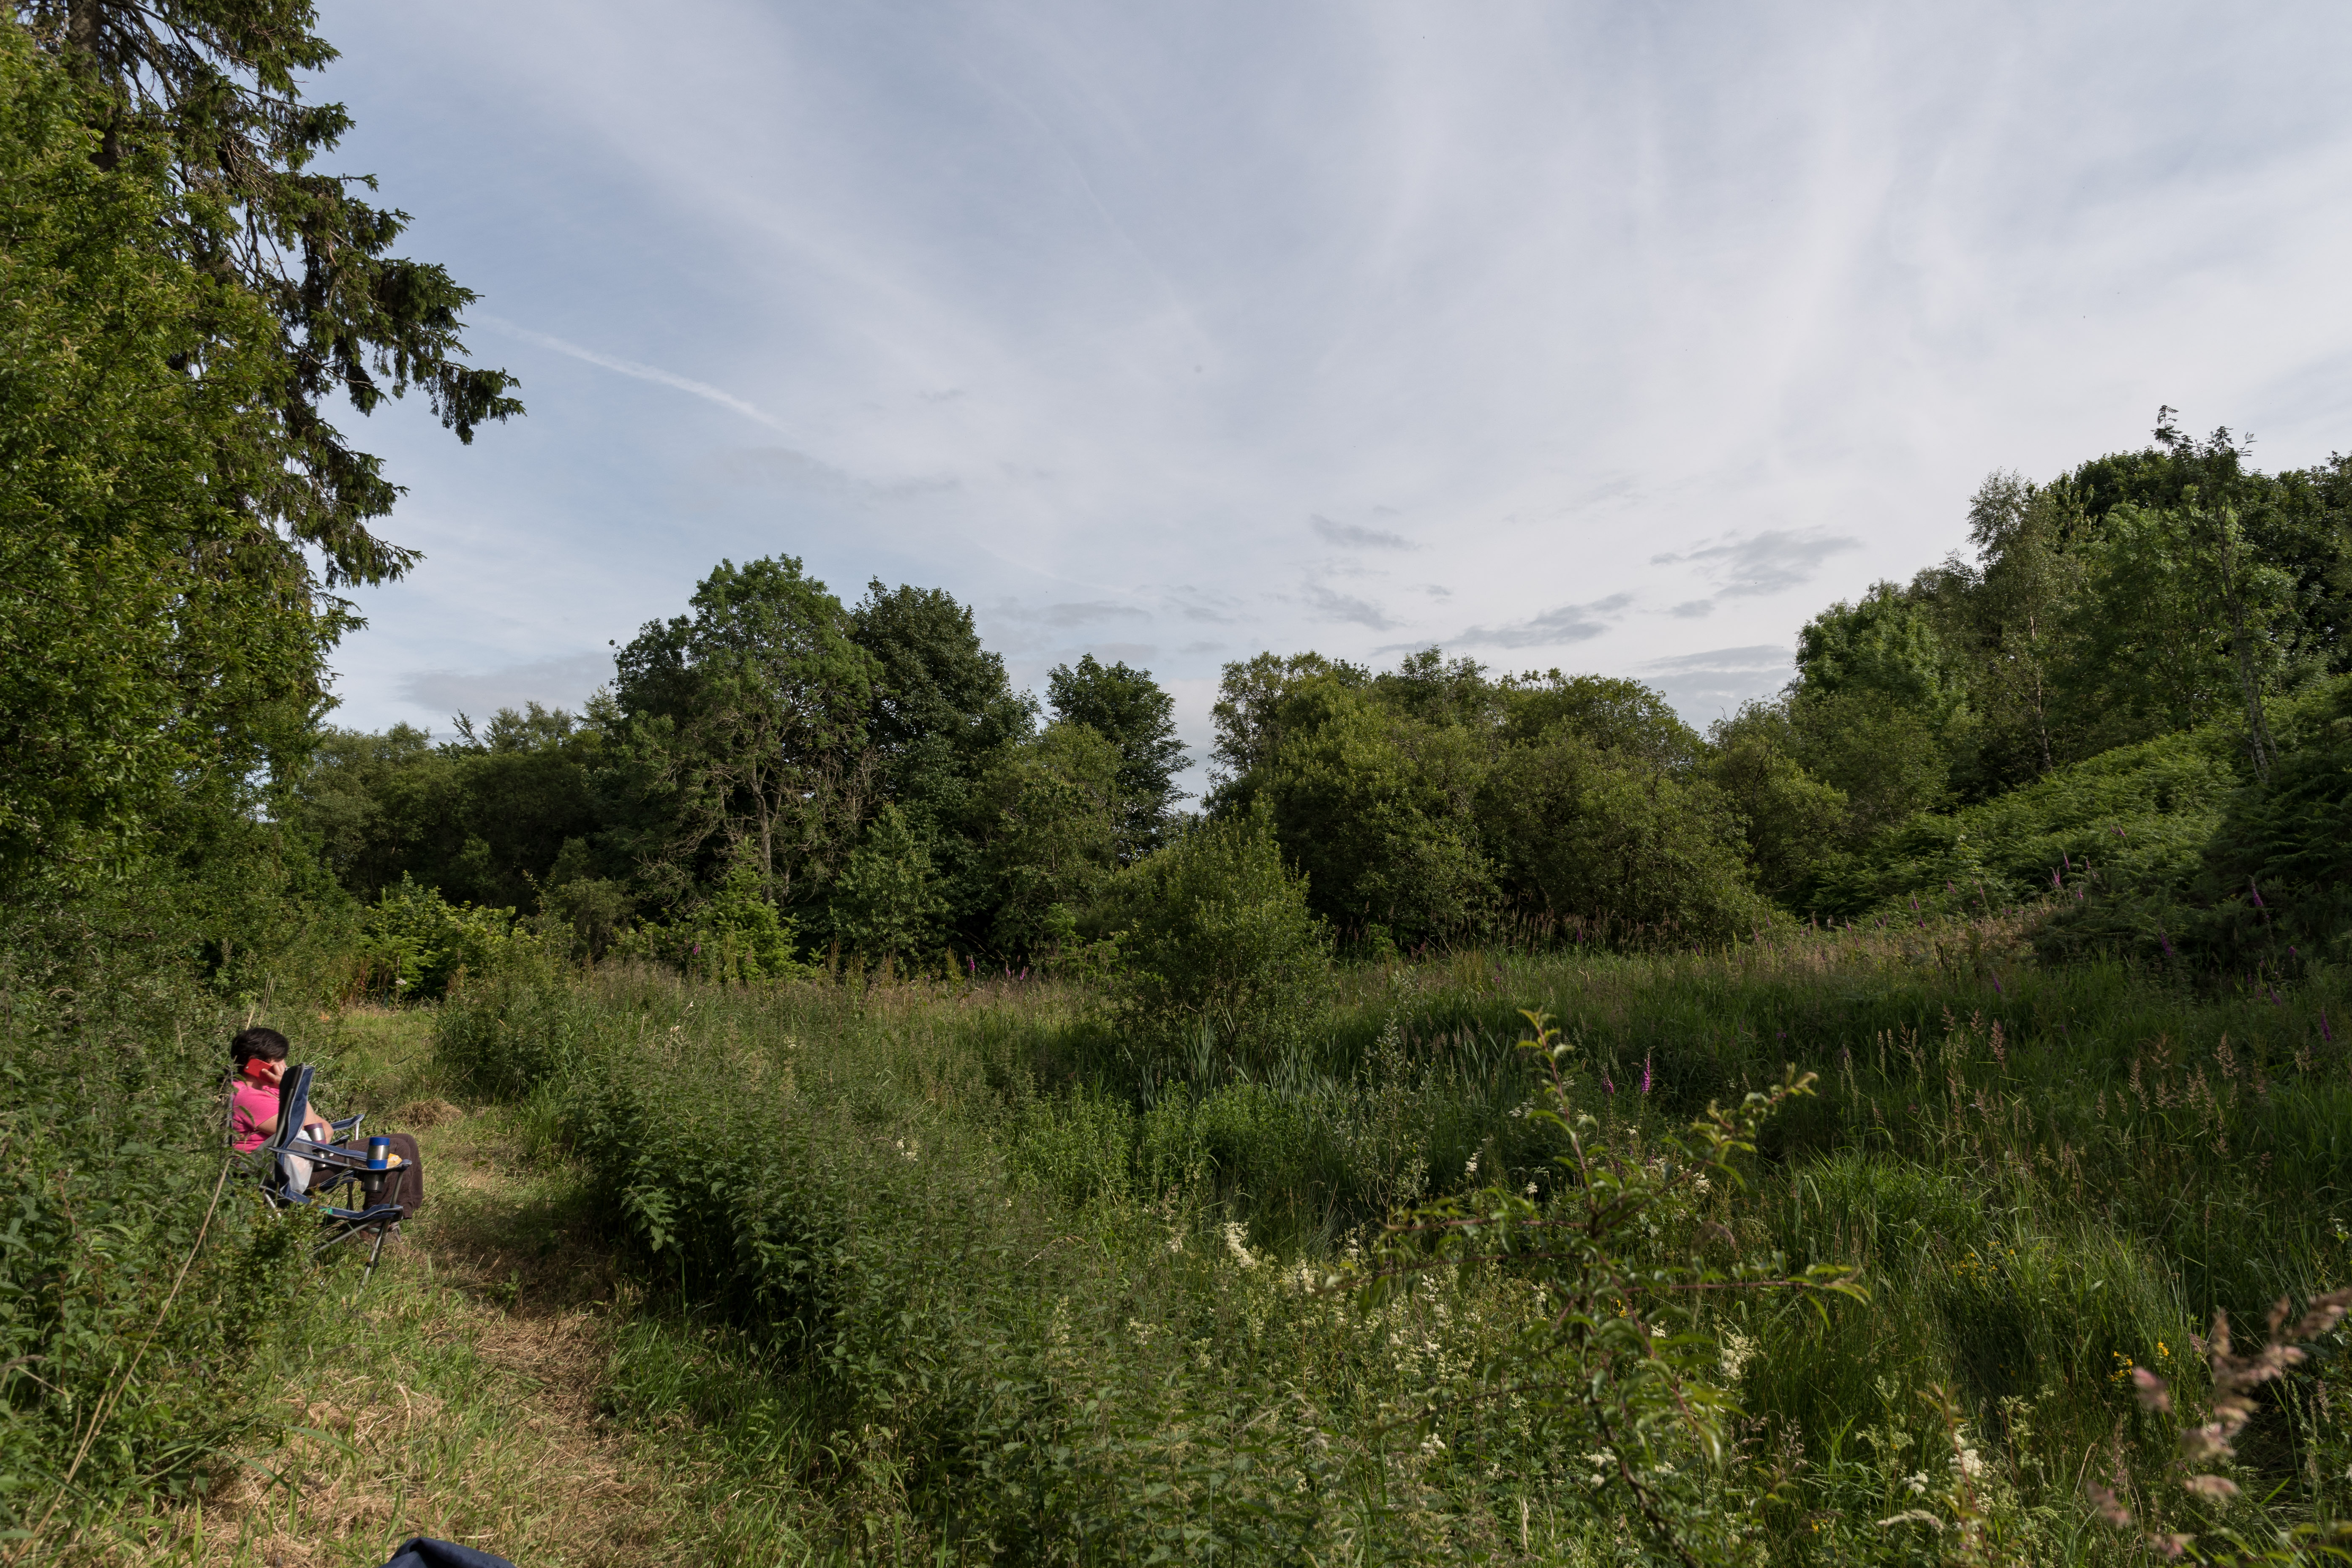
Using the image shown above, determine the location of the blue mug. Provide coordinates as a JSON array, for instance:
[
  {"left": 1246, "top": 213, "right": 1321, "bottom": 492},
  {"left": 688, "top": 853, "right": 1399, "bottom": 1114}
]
[{"left": 368, "top": 1136, "right": 389, "bottom": 1171}]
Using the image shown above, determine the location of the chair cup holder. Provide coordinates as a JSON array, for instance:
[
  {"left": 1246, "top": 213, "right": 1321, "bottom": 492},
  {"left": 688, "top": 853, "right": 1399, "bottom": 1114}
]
[{"left": 359, "top": 1169, "right": 390, "bottom": 1204}]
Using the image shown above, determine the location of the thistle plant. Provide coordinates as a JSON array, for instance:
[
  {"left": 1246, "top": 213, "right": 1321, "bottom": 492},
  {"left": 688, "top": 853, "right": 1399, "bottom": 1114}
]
[{"left": 1348, "top": 1010, "right": 1866, "bottom": 1566}]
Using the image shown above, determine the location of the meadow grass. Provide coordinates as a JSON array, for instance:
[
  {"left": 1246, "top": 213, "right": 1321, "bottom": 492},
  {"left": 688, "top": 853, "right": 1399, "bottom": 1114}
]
[
  {"left": 393, "top": 917, "right": 2352, "bottom": 1563},
  {"left": 53, "top": 917, "right": 2350, "bottom": 1565}
]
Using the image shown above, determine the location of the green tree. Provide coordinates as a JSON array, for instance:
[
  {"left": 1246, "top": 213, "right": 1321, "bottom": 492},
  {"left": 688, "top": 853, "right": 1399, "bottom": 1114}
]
[
  {"left": 1248, "top": 679, "right": 1496, "bottom": 946},
  {"left": 291, "top": 705, "right": 609, "bottom": 908},
  {"left": 2064, "top": 502, "right": 2289, "bottom": 758},
  {"left": 1497, "top": 671, "right": 1702, "bottom": 771},
  {"left": 1702, "top": 708, "right": 1850, "bottom": 903},
  {"left": 611, "top": 557, "right": 877, "bottom": 908},
  {"left": 972, "top": 721, "right": 1124, "bottom": 958},
  {"left": 0, "top": 27, "right": 338, "bottom": 888},
  {"left": 26, "top": 0, "right": 520, "bottom": 587},
  {"left": 1046, "top": 654, "right": 1188, "bottom": 858},
  {"left": 1483, "top": 729, "right": 1772, "bottom": 942},
  {"left": 1206, "top": 650, "right": 1366, "bottom": 790},
  {"left": 831, "top": 803, "right": 947, "bottom": 966},
  {"left": 1795, "top": 582, "right": 1965, "bottom": 726}
]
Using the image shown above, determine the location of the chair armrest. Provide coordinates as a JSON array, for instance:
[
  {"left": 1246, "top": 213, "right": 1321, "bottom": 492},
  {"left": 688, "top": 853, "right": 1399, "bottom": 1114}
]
[{"left": 332, "top": 1113, "right": 364, "bottom": 1135}]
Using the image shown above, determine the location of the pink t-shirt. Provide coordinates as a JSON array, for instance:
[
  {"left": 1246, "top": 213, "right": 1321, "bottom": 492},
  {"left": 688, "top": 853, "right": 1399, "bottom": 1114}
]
[{"left": 231, "top": 1082, "right": 280, "bottom": 1152}]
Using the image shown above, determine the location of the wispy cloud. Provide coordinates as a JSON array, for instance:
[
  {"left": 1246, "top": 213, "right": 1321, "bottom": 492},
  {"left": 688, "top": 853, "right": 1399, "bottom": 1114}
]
[
  {"left": 1311, "top": 515, "right": 1416, "bottom": 550},
  {"left": 1302, "top": 583, "right": 1401, "bottom": 630},
  {"left": 395, "top": 653, "right": 612, "bottom": 723},
  {"left": 1651, "top": 530, "right": 1862, "bottom": 599},
  {"left": 1638, "top": 644, "right": 1791, "bottom": 675},
  {"left": 1455, "top": 593, "right": 1635, "bottom": 649},
  {"left": 1634, "top": 645, "right": 1794, "bottom": 724},
  {"left": 478, "top": 316, "right": 791, "bottom": 434},
  {"left": 329, "top": 1, "right": 2352, "bottom": 764},
  {"left": 996, "top": 600, "right": 1149, "bottom": 628}
]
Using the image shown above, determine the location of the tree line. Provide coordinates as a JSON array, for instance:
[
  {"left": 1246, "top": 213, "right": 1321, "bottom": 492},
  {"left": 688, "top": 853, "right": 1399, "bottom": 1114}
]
[{"left": 287, "top": 405, "right": 2352, "bottom": 982}]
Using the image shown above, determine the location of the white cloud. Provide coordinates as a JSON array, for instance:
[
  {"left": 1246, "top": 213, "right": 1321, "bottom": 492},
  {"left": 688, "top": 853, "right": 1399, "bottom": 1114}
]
[
  {"left": 391, "top": 653, "right": 612, "bottom": 725},
  {"left": 1455, "top": 593, "right": 1636, "bottom": 650},
  {"left": 1310, "top": 515, "right": 1416, "bottom": 549},
  {"left": 313, "top": 0, "right": 2352, "bottom": 740}
]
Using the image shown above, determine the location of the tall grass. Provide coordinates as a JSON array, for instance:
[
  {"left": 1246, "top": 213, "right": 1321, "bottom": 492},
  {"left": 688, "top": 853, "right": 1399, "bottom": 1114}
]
[{"left": 436, "top": 922, "right": 2352, "bottom": 1562}]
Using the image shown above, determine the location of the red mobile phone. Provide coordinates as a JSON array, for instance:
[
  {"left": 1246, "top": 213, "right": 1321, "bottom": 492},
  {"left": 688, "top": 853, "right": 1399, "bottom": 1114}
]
[{"left": 241, "top": 1059, "right": 274, "bottom": 1083}]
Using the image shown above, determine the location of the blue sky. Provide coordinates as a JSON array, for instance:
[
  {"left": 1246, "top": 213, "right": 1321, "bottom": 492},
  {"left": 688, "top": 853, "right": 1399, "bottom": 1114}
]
[{"left": 314, "top": 0, "right": 2352, "bottom": 788}]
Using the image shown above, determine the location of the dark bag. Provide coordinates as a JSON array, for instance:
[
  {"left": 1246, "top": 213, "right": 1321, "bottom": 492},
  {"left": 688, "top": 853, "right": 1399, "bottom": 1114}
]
[
  {"left": 376, "top": 1131, "right": 425, "bottom": 1220},
  {"left": 379, "top": 1538, "right": 515, "bottom": 1568}
]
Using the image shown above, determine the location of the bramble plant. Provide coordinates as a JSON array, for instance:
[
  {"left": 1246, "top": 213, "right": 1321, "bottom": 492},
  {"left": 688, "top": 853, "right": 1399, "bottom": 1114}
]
[{"left": 1353, "top": 1010, "right": 1867, "bottom": 1565}]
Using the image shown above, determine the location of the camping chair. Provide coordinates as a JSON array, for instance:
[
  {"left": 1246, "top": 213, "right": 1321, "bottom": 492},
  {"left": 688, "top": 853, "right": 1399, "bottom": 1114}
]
[{"left": 252, "top": 1065, "right": 408, "bottom": 1285}]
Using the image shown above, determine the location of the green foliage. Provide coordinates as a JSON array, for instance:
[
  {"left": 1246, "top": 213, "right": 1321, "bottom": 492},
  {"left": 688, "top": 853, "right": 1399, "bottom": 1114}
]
[
  {"left": 1798, "top": 581, "right": 1968, "bottom": 727},
  {"left": 972, "top": 720, "right": 1124, "bottom": 957},
  {"left": 1046, "top": 653, "right": 1189, "bottom": 857},
  {"left": 1108, "top": 805, "right": 1333, "bottom": 1075},
  {"left": 0, "top": 26, "right": 340, "bottom": 889},
  {"left": 357, "top": 874, "right": 528, "bottom": 1000},
  {"left": 1248, "top": 677, "right": 1500, "bottom": 945},
  {"left": 26, "top": 0, "right": 521, "bottom": 588},
  {"left": 1497, "top": 670, "right": 1703, "bottom": 770},
  {"left": 1360, "top": 1013, "right": 1864, "bottom": 1563},
  {"left": 1482, "top": 728, "right": 1778, "bottom": 943},
  {"left": 291, "top": 705, "right": 609, "bottom": 909},
  {"left": 613, "top": 857, "right": 811, "bottom": 986},
  {"left": 610, "top": 555, "right": 876, "bottom": 910},
  {"left": 1703, "top": 719, "right": 1850, "bottom": 898},
  {"left": 829, "top": 803, "right": 946, "bottom": 965},
  {"left": 0, "top": 950, "right": 309, "bottom": 1535}
]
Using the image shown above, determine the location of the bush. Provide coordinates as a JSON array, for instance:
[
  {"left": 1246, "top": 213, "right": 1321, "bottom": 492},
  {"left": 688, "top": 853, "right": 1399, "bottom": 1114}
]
[
  {"left": 0, "top": 948, "right": 305, "bottom": 1535},
  {"left": 610, "top": 859, "right": 810, "bottom": 985},
  {"left": 357, "top": 874, "right": 531, "bottom": 1000},
  {"left": 1105, "top": 805, "right": 1332, "bottom": 1078}
]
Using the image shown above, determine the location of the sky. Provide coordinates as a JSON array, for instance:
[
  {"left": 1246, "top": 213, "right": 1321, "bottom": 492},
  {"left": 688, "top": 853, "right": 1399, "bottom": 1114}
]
[{"left": 313, "top": 0, "right": 2352, "bottom": 790}]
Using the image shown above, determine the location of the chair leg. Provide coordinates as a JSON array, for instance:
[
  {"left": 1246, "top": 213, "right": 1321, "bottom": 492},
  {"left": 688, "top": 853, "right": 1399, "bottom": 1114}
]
[{"left": 361, "top": 1224, "right": 389, "bottom": 1290}]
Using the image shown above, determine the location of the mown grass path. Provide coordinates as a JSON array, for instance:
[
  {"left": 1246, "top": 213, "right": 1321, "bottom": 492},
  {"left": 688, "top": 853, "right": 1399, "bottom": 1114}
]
[{"left": 118, "top": 1014, "right": 713, "bottom": 1568}]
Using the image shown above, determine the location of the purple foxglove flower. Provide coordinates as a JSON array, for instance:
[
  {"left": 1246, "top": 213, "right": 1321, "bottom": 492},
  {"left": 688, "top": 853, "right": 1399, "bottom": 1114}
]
[
  {"left": 1640, "top": 1055, "right": 1652, "bottom": 1094},
  {"left": 2250, "top": 879, "right": 2264, "bottom": 908}
]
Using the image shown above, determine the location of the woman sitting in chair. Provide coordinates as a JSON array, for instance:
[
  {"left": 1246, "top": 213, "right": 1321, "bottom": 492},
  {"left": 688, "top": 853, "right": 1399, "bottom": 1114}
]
[
  {"left": 230, "top": 1026, "right": 427, "bottom": 1220},
  {"left": 229, "top": 1026, "right": 334, "bottom": 1152}
]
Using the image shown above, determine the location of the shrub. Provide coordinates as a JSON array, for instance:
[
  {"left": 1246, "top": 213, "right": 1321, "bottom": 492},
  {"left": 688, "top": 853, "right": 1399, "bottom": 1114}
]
[
  {"left": 1106, "top": 804, "right": 1332, "bottom": 1078},
  {"left": 357, "top": 874, "right": 530, "bottom": 1000},
  {"left": 0, "top": 950, "right": 306, "bottom": 1536}
]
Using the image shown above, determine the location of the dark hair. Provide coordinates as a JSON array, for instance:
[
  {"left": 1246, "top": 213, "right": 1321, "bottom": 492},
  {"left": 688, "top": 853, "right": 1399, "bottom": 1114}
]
[{"left": 230, "top": 1026, "right": 289, "bottom": 1069}]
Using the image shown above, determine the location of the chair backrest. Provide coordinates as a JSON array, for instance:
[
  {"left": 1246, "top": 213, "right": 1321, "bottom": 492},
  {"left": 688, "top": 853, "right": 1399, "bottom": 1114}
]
[{"left": 261, "top": 1064, "right": 318, "bottom": 1199}]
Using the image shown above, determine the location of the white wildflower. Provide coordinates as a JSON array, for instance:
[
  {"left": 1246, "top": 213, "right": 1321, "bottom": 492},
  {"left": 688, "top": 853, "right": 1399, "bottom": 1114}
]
[
  {"left": 1718, "top": 1330, "right": 1755, "bottom": 1380},
  {"left": 1465, "top": 1152, "right": 1480, "bottom": 1179},
  {"left": 1953, "top": 1446, "right": 1985, "bottom": 1481},
  {"left": 1903, "top": 1471, "right": 1930, "bottom": 1497},
  {"left": 1223, "top": 1221, "right": 1258, "bottom": 1268}
]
